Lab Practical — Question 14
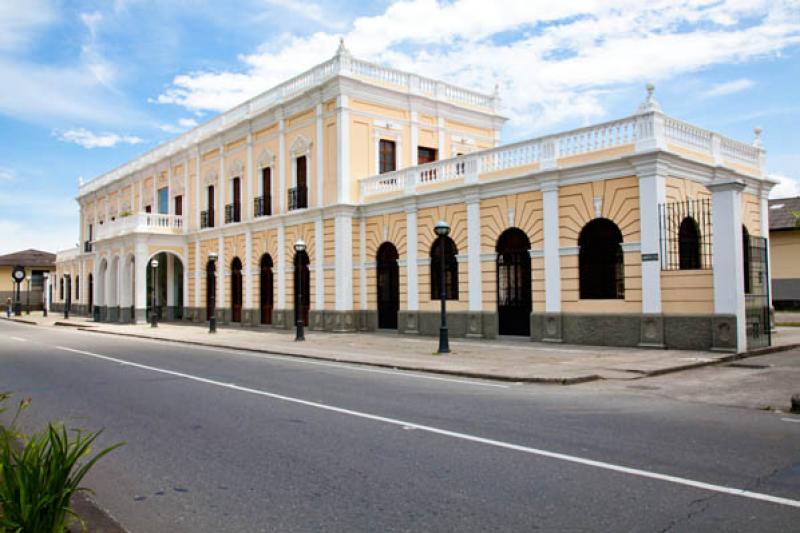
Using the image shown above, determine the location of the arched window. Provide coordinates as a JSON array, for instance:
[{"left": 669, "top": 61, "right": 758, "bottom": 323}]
[
  {"left": 742, "top": 226, "right": 751, "bottom": 294},
  {"left": 430, "top": 236, "right": 458, "bottom": 300},
  {"left": 230, "top": 257, "right": 243, "bottom": 322},
  {"left": 294, "top": 250, "right": 310, "bottom": 325},
  {"left": 205, "top": 259, "right": 216, "bottom": 319},
  {"left": 678, "top": 217, "right": 701, "bottom": 270},
  {"left": 259, "top": 254, "right": 273, "bottom": 325},
  {"left": 579, "top": 218, "right": 625, "bottom": 299}
]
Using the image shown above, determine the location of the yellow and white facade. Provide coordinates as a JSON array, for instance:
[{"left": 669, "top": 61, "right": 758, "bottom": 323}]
[{"left": 55, "top": 43, "right": 775, "bottom": 352}]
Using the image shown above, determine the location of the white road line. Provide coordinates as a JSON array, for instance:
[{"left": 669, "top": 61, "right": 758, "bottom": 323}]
[
  {"left": 54, "top": 344, "right": 800, "bottom": 510},
  {"left": 86, "top": 333, "right": 509, "bottom": 389},
  {"left": 781, "top": 418, "right": 800, "bottom": 424},
  {"left": 9, "top": 336, "right": 27, "bottom": 342}
]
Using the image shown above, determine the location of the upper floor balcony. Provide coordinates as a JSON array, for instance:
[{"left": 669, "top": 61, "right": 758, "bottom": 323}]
[
  {"left": 359, "top": 103, "right": 765, "bottom": 203},
  {"left": 93, "top": 213, "right": 184, "bottom": 241},
  {"left": 254, "top": 195, "right": 271, "bottom": 218},
  {"left": 225, "top": 203, "right": 241, "bottom": 224},
  {"left": 288, "top": 186, "right": 308, "bottom": 211}
]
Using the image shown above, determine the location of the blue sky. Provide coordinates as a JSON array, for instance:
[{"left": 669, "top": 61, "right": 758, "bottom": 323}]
[{"left": 1, "top": 0, "right": 799, "bottom": 254}]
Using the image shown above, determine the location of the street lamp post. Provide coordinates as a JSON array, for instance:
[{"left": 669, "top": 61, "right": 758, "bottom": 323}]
[
  {"left": 293, "top": 239, "right": 306, "bottom": 342},
  {"left": 42, "top": 272, "right": 49, "bottom": 317},
  {"left": 434, "top": 220, "right": 451, "bottom": 354},
  {"left": 26, "top": 275, "right": 31, "bottom": 315},
  {"left": 150, "top": 258, "right": 159, "bottom": 327},
  {"left": 208, "top": 252, "right": 218, "bottom": 333}
]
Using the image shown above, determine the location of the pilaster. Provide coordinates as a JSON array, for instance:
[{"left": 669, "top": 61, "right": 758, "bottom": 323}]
[
  {"left": 405, "top": 205, "right": 418, "bottom": 311},
  {"left": 542, "top": 180, "right": 561, "bottom": 313},
  {"left": 277, "top": 224, "right": 286, "bottom": 308},
  {"left": 314, "top": 217, "right": 324, "bottom": 310},
  {"left": 245, "top": 227, "right": 253, "bottom": 311},
  {"left": 316, "top": 103, "right": 325, "bottom": 208},
  {"left": 634, "top": 158, "right": 668, "bottom": 315},
  {"left": 466, "top": 193, "right": 481, "bottom": 312},
  {"left": 336, "top": 95, "right": 351, "bottom": 203},
  {"left": 278, "top": 116, "right": 286, "bottom": 213}
]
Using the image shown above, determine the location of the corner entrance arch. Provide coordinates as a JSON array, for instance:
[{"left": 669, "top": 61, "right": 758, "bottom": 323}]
[
  {"left": 260, "top": 254, "right": 273, "bottom": 325},
  {"left": 496, "top": 228, "right": 532, "bottom": 336},
  {"left": 146, "top": 251, "right": 184, "bottom": 321},
  {"left": 376, "top": 242, "right": 399, "bottom": 329}
]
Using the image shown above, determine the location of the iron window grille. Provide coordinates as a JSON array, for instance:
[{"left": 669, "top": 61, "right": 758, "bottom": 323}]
[
  {"left": 200, "top": 210, "right": 214, "bottom": 229},
  {"left": 288, "top": 186, "right": 308, "bottom": 211},
  {"left": 658, "top": 199, "right": 712, "bottom": 271},
  {"left": 254, "top": 195, "right": 271, "bottom": 217},
  {"left": 224, "top": 203, "right": 241, "bottom": 224}
]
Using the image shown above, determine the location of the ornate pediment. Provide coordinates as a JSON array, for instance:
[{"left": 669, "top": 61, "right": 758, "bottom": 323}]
[
  {"left": 257, "top": 148, "right": 276, "bottom": 168},
  {"left": 204, "top": 170, "right": 218, "bottom": 186},
  {"left": 289, "top": 134, "right": 312, "bottom": 157},
  {"left": 228, "top": 159, "right": 244, "bottom": 178}
]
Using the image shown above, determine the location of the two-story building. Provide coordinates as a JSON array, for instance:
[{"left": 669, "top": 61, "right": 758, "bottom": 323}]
[{"left": 54, "top": 42, "right": 775, "bottom": 352}]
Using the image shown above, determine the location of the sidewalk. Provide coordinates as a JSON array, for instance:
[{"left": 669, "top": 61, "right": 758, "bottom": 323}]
[{"left": 6, "top": 312, "right": 799, "bottom": 383}]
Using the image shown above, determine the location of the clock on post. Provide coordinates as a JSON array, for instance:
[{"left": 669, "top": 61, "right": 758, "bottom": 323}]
[{"left": 11, "top": 265, "right": 25, "bottom": 316}]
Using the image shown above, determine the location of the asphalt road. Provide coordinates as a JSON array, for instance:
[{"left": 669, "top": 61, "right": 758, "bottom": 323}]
[{"left": 1, "top": 320, "right": 798, "bottom": 532}]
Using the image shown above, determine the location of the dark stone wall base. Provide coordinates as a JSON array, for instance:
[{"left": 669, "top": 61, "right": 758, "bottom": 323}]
[
  {"left": 272, "top": 309, "right": 292, "bottom": 329},
  {"left": 98, "top": 306, "right": 107, "bottom": 322},
  {"left": 309, "top": 310, "right": 325, "bottom": 331},
  {"left": 107, "top": 306, "right": 119, "bottom": 323},
  {"left": 134, "top": 308, "right": 147, "bottom": 323},
  {"left": 398, "top": 311, "right": 419, "bottom": 334},
  {"left": 531, "top": 312, "right": 738, "bottom": 351},
  {"left": 242, "top": 309, "right": 259, "bottom": 327},
  {"left": 358, "top": 310, "right": 377, "bottom": 332},
  {"left": 323, "top": 310, "right": 357, "bottom": 332},
  {"left": 120, "top": 307, "right": 132, "bottom": 323}
]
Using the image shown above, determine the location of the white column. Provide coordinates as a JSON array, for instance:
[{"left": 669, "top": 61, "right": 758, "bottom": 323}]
[
  {"left": 218, "top": 144, "right": 225, "bottom": 225},
  {"left": 218, "top": 235, "right": 225, "bottom": 313},
  {"left": 466, "top": 194, "right": 481, "bottom": 311},
  {"left": 166, "top": 253, "right": 175, "bottom": 310},
  {"left": 334, "top": 215, "right": 353, "bottom": 310},
  {"left": 182, "top": 245, "right": 189, "bottom": 311},
  {"left": 167, "top": 160, "right": 173, "bottom": 215},
  {"left": 315, "top": 218, "right": 324, "bottom": 310},
  {"left": 406, "top": 206, "right": 418, "bottom": 310},
  {"left": 79, "top": 260, "right": 86, "bottom": 308},
  {"left": 542, "top": 181, "right": 561, "bottom": 313},
  {"left": 316, "top": 103, "right": 325, "bottom": 208},
  {"left": 246, "top": 132, "right": 254, "bottom": 220},
  {"left": 277, "top": 224, "right": 286, "bottom": 308},
  {"left": 245, "top": 227, "right": 253, "bottom": 311},
  {"left": 134, "top": 242, "right": 148, "bottom": 322},
  {"left": 410, "top": 111, "right": 419, "bottom": 166},
  {"left": 709, "top": 180, "right": 747, "bottom": 352},
  {"left": 636, "top": 161, "right": 667, "bottom": 314},
  {"left": 336, "top": 95, "right": 350, "bottom": 203},
  {"left": 45, "top": 275, "right": 51, "bottom": 313},
  {"left": 193, "top": 239, "right": 201, "bottom": 309},
  {"left": 194, "top": 147, "right": 201, "bottom": 229},
  {"left": 359, "top": 217, "right": 367, "bottom": 310},
  {"left": 278, "top": 117, "right": 286, "bottom": 213},
  {"left": 437, "top": 116, "right": 446, "bottom": 158}
]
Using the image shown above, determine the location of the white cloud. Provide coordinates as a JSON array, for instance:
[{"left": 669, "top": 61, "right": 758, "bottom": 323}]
[
  {"left": 768, "top": 173, "right": 800, "bottom": 199},
  {"left": 704, "top": 78, "right": 756, "bottom": 97},
  {"left": 54, "top": 128, "right": 144, "bottom": 149},
  {"left": 0, "top": 0, "right": 57, "bottom": 51},
  {"left": 0, "top": 191, "right": 79, "bottom": 254},
  {"left": 154, "top": 0, "right": 800, "bottom": 135},
  {"left": 0, "top": 167, "right": 16, "bottom": 182},
  {"left": 158, "top": 117, "right": 199, "bottom": 133}
]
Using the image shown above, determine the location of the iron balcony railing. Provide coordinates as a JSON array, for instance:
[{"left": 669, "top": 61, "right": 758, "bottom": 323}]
[
  {"left": 84, "top": 241, "right": 93, "bottom": 253},
  {"left": 288, "top": 186, "right": 308, "bottom": 211},
  {"left": 200, "top": 210, "right": 214, "bottom": 229},
  {"left": 224, "top": 203, "right": 241, "bottom": 224},
  {"left": 254, "top": 195, "right": 271, "bottom": 217}
]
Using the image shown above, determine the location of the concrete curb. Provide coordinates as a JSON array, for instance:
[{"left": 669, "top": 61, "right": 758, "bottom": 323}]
[
  {"left": 0, "top": 316, "right": 38, "bottom": 325},
  {"left": 78, "top": 327, "right": 600, "bottom": 385}
]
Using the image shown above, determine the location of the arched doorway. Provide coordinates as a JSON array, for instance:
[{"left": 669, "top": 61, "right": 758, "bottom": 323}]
[
  {"left": 206, "top": 258, "right": 216, "bottom": 321},
  {"left": 293, "top": 250, "right": 310, "bottom": 326},
  {"left": 231, "top": 257, "right": 243, "bottom": 323},
  {"left": 376, "top": 242, "right": 399, "bottom": 329},
  {"left": 260, "top": 254, "right": 273, "bottom": 325},
  {"left": 88, "top": 273, "right": 94, "bottom": 318},
  {"left": 496, "top": 228, "right": 531, "bottom": 336},
  {"left": 678, "top": 217, "right": 701, "bottom": 270},
  {"left": 578, "top": 218, "right": 625, "bottom": 299},
  {"left": 145, "top": 252, "right": 185, "bottom": 321}
]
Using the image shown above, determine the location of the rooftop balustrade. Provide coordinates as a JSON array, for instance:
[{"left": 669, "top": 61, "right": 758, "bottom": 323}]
[{"left": 93, "top": 213, "right": 184, "bottom": 241}]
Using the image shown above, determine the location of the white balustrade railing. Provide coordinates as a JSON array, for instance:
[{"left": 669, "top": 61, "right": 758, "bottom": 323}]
[
  {"left": 94, "top": 213, "right": 184, "bottom": 241},
  {"left": 56, "top": 246, "right": 80, "bottom": 262},
  {"left": 360, "top": 111, "right": 763, "bottom": 201}
]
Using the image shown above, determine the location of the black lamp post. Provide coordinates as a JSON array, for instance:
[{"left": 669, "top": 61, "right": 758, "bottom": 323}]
[
  {"left": 64, "top": 274, "right": 70, "bottom": 319},
  {"left": 150, "top": 258, "right": 159, "bottom": 327},
  {"left": 208, "top": 252, "right": 218, "bottom": 333},
  {"left": 294, "top": 239, "right": 306, "bottom": 341},
  {"left": 434, "top": 220, "right": 450, "bottom": 354},
  {"left": 26, "top": 275, "right": 31, "bottom": 315},
  {"left": 42, "top": 272, "right": 49, "bottom": 317}
]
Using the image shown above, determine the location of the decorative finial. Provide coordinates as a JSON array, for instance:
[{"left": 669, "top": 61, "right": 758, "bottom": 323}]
[
  {"left": 753, "top": 126, "right": 763, "bottom": 148},
  {"left": 336, "top": 37, "right": 350, "bottom": 57},
  {"left": 78, "top": 176, "right": 84, "bottom": 186},
  {"left": 636, "top": 82, "right": 661, "bottom": 114}
]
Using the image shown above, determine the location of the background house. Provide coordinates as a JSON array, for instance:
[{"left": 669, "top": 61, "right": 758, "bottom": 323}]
[
  {"left": 769, "top": 197, "right": 800, "bottom": 310},
  {"left": 0, "top": 249, "right": 56, "bottom": 311}
]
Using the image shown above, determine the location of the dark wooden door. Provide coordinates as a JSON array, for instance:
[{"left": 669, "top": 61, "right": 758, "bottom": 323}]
[
  {"left": 232, "top": 177, "right": 241, "bottom": 222},
  {"left": 207, "top": 185, "right": 215, "bottom": 227},
  {"left": 260, "top": 255, "right": 273, "bottom": 325},
  {"left": 296, "top": 156, "right": 307, "bottom": 208},
  {"left": 377, "top": 243, "right": 399, "bottom": 329},
  {"left": 231, "top": 258, "right": 242, "bottom": 322},
  {"left": 496, "top": 229, "right": 531, "bottom": 336}
]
